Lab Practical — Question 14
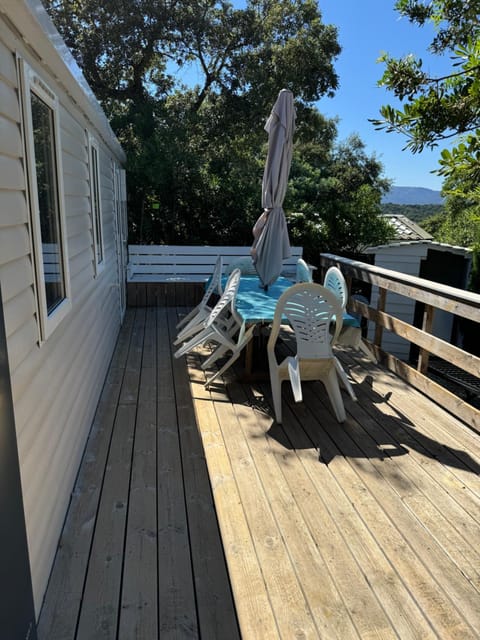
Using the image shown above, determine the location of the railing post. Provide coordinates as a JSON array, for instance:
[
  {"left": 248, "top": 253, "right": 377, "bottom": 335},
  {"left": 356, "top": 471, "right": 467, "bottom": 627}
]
[
  {"left": 374, "top": 287, "right": 386, "bottom": 348},
  {"left": 417, "top": 304, "right": 435, "bottom": 374}
]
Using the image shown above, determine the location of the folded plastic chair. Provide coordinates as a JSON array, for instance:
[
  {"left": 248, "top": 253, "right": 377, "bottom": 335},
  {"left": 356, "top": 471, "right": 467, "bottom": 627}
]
[
  {"left": 296, "top": 258, "right": 313, "bottom": 283},
  {"left": 174, "top": 255, "right": 223, "bottom": 345},
  {"left": 174, "top": 268, "right": 255, "bottom": 387},
  {"left": 267, "top": 283, "right": 346, "bottom": 424},
  {"left": 323, "top": 266, "right": 376, "bottom": 401}
]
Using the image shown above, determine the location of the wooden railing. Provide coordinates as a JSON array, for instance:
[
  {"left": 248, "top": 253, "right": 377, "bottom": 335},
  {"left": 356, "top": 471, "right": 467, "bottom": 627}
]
[{"left": 320, "top": 253, "right": 480, "bottom": 433}]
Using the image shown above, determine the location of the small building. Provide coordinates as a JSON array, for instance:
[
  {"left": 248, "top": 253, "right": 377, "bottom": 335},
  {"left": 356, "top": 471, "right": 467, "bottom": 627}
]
[
  {"left": 0, "top": 0, "right": 127, "bottom": 629},
  {"left": 365, "top": 215, "right": 471, "bottom": 360}
]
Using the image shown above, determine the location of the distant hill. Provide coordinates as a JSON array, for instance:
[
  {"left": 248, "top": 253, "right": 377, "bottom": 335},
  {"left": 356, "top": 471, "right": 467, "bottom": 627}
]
[{"left": 382, "top": 186, "right": 444, "bottom": 205}]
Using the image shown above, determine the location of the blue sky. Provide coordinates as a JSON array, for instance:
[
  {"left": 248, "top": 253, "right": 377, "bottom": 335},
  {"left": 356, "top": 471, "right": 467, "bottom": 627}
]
[{"left": 318, "top": 0, "right": 452, "bottom": 191}]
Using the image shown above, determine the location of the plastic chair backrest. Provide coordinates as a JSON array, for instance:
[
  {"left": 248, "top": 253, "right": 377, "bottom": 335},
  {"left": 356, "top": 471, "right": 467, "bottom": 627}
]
[
  {"left": 296, "top": 258, "right": 312, "bottom": 283},
  {"left": 323, "top": 266, "right": 348, "bottom": 310},
  {"left": 211, "top": 255, "right": 223, "bottom": 295},
  {"left": 271, "top": 283, "right": 343, "bottom": 359},
  {"left": 206, "top": 268, "right": 241, "bottom": 328},
  {"left": 225, "top": 256, "right": 257, "bottom": 276},
  {"left": 201, "top": 255, "right": 223, "bottom": 303}
]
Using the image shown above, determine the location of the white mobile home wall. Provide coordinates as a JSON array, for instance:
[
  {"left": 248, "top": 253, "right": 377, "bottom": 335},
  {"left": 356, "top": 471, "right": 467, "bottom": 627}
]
[
  {"left": 0, "top": 0, "right": 126, "bottom": 616},
  {"left": 365, "top": 241, "right": 471, "bottom": 360}
]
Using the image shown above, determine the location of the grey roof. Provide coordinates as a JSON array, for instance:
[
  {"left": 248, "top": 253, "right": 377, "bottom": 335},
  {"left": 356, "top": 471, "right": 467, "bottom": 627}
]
[
  {"left": 383, "top": 214, "right": 433, "bottom": 242},
  {"left": 365, "top": 240, "right": 471, "bottom": 255}
]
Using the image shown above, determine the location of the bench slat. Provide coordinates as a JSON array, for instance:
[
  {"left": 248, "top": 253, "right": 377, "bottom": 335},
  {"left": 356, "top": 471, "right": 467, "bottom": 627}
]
[
  {"left": 127, "top": 245, "right": 303, "bottom": 283},
  {"left": 129, "top": 245, "right": 302, "bottom": 257}
]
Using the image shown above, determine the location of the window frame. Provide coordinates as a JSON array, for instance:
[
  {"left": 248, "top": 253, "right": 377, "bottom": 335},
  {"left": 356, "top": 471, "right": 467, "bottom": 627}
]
[
  {"left": 19, "top": 59, "right": 71, "bottom": 341},
  {"left": 88, "top": 134, "right": 104, "bottom": 274}
]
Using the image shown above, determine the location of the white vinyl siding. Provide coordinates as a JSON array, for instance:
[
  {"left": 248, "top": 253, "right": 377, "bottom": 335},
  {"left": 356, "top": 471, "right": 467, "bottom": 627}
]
[
  {"left": 0, "top": 4, "right": 126, "bottom": 617},
  {"left": 366, "top": 244, "right": 429, "bottom": 360}
]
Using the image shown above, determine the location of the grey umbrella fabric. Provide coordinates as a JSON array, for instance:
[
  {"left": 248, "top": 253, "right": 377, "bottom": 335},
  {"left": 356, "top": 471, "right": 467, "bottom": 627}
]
[{"left": 251, "top": 89, "right": 295, "bottom": 288}]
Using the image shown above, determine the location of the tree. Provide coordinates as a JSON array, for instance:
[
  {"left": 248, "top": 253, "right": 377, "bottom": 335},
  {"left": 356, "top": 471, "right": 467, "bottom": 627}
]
[
  {"left": 44, "top": 0, "right": 393, "bottom": 255},
  {"left": 371, "top": 0, "right": 480, "bottom": 265},
  {"left": 371, "top": 0, "right": 480, "bottom": 155},
  {"left": 44, "top": 0, "right": 340, "bottom": 116},
  {"left": 287, "top": 135, "right": 394, "bottom": 260}
]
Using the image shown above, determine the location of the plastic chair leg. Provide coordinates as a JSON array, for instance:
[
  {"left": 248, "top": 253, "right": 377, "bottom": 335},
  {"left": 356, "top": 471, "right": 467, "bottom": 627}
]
[
  {"left": 202, "top": 343, "right": 230, "bottom": 369},
  {"left": 269, "top": 373, "right": 283, "bottom": 423},
  {"left": 174, "top": 327, "right": 213, "bottom": 358},
  {"left": 358, "top": 339, "right": 377, "bottom": 363},
  {"left": 204, "top": 349, "right": 243, "bottom": 387},
  {"left": 323, "top": 368, "right": 346, "bottom": 422},
  {"left": 334, "top": 357, "right": 357, "bottom": 401},
  {"left": 287, "top": 356, "right": 303, "bottom": 403},
  {"left": 204, "top": 326, "right": 255, "bottom": 387}
]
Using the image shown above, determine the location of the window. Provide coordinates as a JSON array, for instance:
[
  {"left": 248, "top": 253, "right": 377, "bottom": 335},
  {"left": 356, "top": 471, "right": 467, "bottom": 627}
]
[
  {"left": 88, "top": 135, "right": 104, "bottom": 271},
  {"left": 20, "top": 60, "right": 71, "bottom": 340}
]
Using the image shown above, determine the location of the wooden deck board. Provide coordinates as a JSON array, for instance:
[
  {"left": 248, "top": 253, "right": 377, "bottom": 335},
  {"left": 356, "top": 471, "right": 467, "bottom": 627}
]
[
  {"left": 38, "top": 307, "right": 480, "bottom": 639},
  {"left": 191, "top": 331, "right": 480, "bottom": 638},
  {"left": 166, "top": 310, "right": 241, "bottom": 640},
  {"left": 36, "top": 311, "right": 136, "bottom": 640},
  {"left": 118, "top": 308, "right": 158, "bottom": 639},
  {"left": 246, "top": 382, "right": 432, "bottom": 639},
  {"left": 37, "top": 308, "right": 239, "bottom": 640}
]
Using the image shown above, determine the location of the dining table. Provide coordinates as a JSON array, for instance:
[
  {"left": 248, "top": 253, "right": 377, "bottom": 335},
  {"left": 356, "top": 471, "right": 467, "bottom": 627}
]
[
  {"left": 218, "top": 275, "right": 293, "bottom": 377},
  {"left": 218, "top": 274, "right": 363, "bottom": 379}
]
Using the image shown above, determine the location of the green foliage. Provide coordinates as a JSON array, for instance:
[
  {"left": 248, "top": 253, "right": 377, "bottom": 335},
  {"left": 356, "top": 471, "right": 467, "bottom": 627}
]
[
  {"left": 381, "top": 203, "right": 445, "bottom": 221},
  {"left": 370, "top": 1, "right": 480, "bottom": 155},
  {"left": 370, "top": 0, "right": 480, "bottom": 268},
  {"left": 422, "top": 209, "right": 476, "bottom": 244},
  {"left": 287, "top": 136, "right": 394, "bottom": 258},
  {"left": 45, "top": 0, "right": 393, "bottom": 256}
]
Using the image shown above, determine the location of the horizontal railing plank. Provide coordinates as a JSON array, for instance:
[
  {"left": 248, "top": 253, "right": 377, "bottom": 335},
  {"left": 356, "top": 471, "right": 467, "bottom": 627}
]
[
  {"left": 321, "top": 253, "right": 480, "bottom": 321},
  {"left": 320, "top": 253, "right": 480, "bottom": 433}
]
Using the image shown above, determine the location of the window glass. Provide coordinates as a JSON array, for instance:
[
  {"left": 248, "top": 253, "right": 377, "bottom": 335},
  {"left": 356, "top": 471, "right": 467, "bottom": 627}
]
[
  {"left": 90, "top": 144, "right": 103, "bottom": 264},
  {"left": 30, "top": 91, "right": 65, "bottom": 313}
]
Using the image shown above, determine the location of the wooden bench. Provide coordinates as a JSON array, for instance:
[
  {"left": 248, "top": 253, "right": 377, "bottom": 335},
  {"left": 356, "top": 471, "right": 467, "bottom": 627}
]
[{"left": 127, "top": 245, "right": 303, "bottom": 307}]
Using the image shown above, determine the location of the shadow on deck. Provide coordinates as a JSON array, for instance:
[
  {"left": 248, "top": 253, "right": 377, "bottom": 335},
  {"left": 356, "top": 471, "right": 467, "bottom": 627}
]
[{"left": 38, "top": 307, "right": 480, "bottom": 639}]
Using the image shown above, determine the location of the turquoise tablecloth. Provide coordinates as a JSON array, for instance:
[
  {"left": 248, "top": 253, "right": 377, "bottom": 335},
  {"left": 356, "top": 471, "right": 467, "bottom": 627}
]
[{"left": 221, "top": 275, "right": 361, "bottom": 328}]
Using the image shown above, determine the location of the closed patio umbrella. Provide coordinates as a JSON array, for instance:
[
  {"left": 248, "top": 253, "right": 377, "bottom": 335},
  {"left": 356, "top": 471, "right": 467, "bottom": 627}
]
[{"left": 251, "top": 88, "right": 295, "bottom": 288}]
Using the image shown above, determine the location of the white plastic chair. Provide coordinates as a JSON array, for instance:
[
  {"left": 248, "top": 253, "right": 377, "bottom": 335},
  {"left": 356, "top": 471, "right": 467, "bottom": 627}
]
[
  {"left": 174, "top": 255, "right": 223, "bottom": 345},
  {"left": 323, "top": 266, "right": 348, "bottom": 309},
  {"left": 323, "top": 266, "right": 376, "bottom": 401},
  {"left": 224, "top": 256, "right": 258, "bottom": 276},
  {"left": 296, "top": 258, "right": 313, "bottom": 283},
  {"left": 323, "top": 267, "right": 376, "bottom": 360},
  {"left": 174, "top": 269, "right": 255, "bottom": 387},
  {"left": 267, "top": 283, "right": 346, "bottom": 424}
]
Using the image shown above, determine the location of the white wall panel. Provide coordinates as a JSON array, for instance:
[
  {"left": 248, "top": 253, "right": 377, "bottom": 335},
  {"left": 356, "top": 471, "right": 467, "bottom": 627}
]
[
  {"left": 0, "top": 224, "right": 30, "bottom": 265},
  {"left": 0, "top": 15, "right": 125, "bottom": 616},
  {"left": 0, "top": 154, "right": 25, "bottom": 189},
  {"left": 0, "top": 37, "right": 17, "bottom": 84},
  {"left": 0, "top": 112, "right": 22, "bottom": 154},
  {"left": 0, "top": 190, "right": 28, "bottom": 227},
  {"left": 0, "top": 256, "right": 33, "bottom": 303}
]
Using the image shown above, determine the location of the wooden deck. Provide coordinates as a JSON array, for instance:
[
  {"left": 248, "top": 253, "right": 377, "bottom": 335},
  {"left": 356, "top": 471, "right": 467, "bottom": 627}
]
[{"left": 38, "top": 307, "right": 480, "bottom": 639}]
